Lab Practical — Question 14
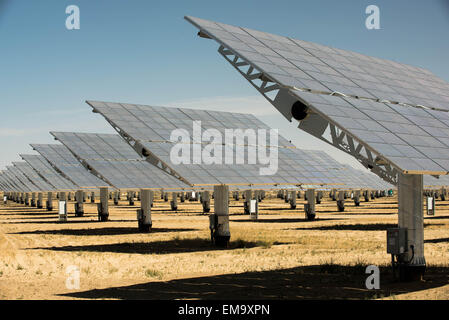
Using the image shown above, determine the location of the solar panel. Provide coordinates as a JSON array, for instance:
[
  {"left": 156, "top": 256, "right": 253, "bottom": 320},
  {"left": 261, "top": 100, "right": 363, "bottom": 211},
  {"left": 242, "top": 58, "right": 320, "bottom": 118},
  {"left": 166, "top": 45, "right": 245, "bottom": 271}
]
[
  {"left": 31, "top": 144, "right": 110, "bottom": 189},
  {"left": 185, "top": 16, "right": 449, "bottom": 182},
  {"left": 424, "top": 175, "right": 449, "bottom": 188},
  {"left": 0, "top": 170, "right": 24, "bottom": 192},
  {"left": 20, "top": 154, "right": 77, "bottom": 190},
  {"left": 50, "top": 132, "right": 191, "bottom": 190},
  {"left": 0, "top": 173, "right": 15, "bottom": 191},
  {"left": 87, "top": 101, "right": 353, "bottom": 187},
  {"left": 13, "top": 162, "right": 55, "bottom": 191},
  {"left": 186, "top": 16, "right": 449, "bottom": 111},
  {"left": 6, "top": 165, "right": 38, "bottom": 192},
  {"left": 306, "top": 151, "right": 393, "bottom": 190}
]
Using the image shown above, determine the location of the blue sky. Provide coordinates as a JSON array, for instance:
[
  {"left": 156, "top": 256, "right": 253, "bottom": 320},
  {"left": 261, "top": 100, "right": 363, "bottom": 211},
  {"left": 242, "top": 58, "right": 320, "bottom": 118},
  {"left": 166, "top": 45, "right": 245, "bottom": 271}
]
[{"left": 1, "top": 0, "right": 448, "bottom": 170}]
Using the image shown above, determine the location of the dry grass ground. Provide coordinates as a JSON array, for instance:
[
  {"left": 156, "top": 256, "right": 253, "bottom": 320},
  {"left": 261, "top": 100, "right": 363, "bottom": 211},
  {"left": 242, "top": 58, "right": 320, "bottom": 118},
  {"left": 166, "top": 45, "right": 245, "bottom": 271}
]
[{"left": 0, "top": 192, "right": 448, "bottom": 300}]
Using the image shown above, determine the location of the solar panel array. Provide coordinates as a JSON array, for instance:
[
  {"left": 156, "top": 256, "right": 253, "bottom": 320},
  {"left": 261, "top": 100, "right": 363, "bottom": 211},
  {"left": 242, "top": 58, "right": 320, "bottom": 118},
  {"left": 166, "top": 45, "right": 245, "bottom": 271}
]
[
  {"left": 13, "top": 162, "right": 55, "bottom": 191},
  {"left": 185, "top": 16, "right": 449, "bottom": 176},
  {"left": 21, "top": 154, "right": 76, "bottom": 190},
  {"left": 0, "top": 171, "right": 19, "bottom": 191},
  {"left": 306, "top": 151, "right": 392, "bottom": 190},
  {"left": 50, "top": 132, "right": 190, "bottom": 190},
  {"left": 2, "top": 170, "right": 24, "bottom": 192},
  {"left": 0, "top": 173, "right": 7, "bottom": 190},
  {"left": 6, "top": 165, "right": 37, "bottom": 192},
  {"left": 88, "top": 101, "right": 356, "bottom": 186},
  {"left": 424, "top": 175, "right": 449, "bottom": 188},
  {"left": 31, "top": 144, "right": 110, "bottom": 189}
]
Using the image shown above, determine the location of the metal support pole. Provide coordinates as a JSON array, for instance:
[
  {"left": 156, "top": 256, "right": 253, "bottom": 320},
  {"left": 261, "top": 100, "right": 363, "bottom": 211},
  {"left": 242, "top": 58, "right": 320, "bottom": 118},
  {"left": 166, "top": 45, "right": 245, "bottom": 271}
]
[
  {"left": 354, "top": 190, "right": 361, "bottom": 206},
  {"left": 114, "top": 191, "right": 119, "bottom": 205},
  {"left": 210, "top": 185, "right": 230, "bottom": 247},
  {"left": 170, "top": 191, "right": 178, "bottom": 211},
  {"left": 128, "top": 191, "right": 135, "bottom": 206},
  {"left": 244, "top": 189, "right": 252, "bottom": 214},
  {"left": 202, "top": 190, "right": 210, "bottom": 213},
  {"left": 304, "top": 189, "right": 316, "bottom": 220},
  {"left": 316, "top": 190, "right": 322, "bottom": 204},
  {"left": 337, "top": 191, "right": 345, "bottom": 212},
  {"left": 137, "top": 189, "right": 153, "bottom": 232},
  {"left": 331, "top": 189, "right": 337, "bottom": 201},
  {"left": 98, "top": 187, "right": 109, "bottom": 221},
  {"left": 395, "top": 173, "right": 425, "bottom": 280},
  {"left": 289, "top": 190, "right": 297, "bottom": 209},
  {"left": 46, "top": 192, "right": 53, "bottom": 211},
  {"left": 31, "top": 192, "right": 36, "bottom": 207},
  {"left": 75, "top": 190, "right": 84, "bottom": 217},
  {"left": 364, "top": 190, "right": 370, "bottom": 202},
  {"left": 440, "top": 187, "right": 446, "bottom": 201}
]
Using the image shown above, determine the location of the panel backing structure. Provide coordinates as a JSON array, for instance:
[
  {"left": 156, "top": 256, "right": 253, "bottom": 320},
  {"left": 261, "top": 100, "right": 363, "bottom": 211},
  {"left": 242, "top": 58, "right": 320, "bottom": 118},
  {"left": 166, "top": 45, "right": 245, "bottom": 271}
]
[
  {"left": 87, "top": 101, "right": 356, "bottom": 187},
  {"left": 31, "top": 144, "right": 110, "bottom": 189},
  {"left": 21, "top": 154, "right": 77, "bottom": 191},
  {"left": 185, "top": 16, "right": 449, "bottom": 185},
  {"left": 50, "top": 132, "right": 190, "bottom": 190},
  {"left": 13, "top": 161, "right": 55, "bottom": 191}
]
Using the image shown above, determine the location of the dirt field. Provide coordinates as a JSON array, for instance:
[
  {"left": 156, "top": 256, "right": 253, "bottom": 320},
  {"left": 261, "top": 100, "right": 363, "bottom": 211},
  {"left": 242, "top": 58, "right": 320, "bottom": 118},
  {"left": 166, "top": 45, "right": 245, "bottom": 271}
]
[{"left": 0, "top": 191, "right": 448, "bottom": 300}]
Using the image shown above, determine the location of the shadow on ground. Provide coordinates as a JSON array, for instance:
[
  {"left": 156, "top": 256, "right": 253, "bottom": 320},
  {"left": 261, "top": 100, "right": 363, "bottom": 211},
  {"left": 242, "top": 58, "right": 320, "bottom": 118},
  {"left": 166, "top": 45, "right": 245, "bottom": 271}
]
[
  {"left": 0, "top": 219, "right": 135, "bottom": 225},
  {"left": 425, "top": 237, "right": 449, "bottom": 244},
  {"left": 10, "top": 227, "right": 198, "bottom": 236},
  {"left": 424, "top": 215, "right": 449, "bottom": 220},
  {"left": 294, "top": 223, "right": 442, "bottom": 231},
  {"left": 233, "top": 217, "right": 342, "bottom": 223},
  {"left": 59, "top": 265, "right": 449, "bottom": 300},
  {"left": 30, "top": 238, "right": 279, "bottom": 254}
]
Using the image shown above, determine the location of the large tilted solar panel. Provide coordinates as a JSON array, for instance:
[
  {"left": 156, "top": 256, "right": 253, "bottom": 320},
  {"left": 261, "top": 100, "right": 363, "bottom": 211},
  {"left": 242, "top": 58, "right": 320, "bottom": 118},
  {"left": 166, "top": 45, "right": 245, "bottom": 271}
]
[
  {"left": 424, "top": 175, "right": 449, "bottom": 187},
  {"left": 13, "top": 162, "right": 55, "bottom": 191},
  {"left": 307, "top": 151, "right": 392, "bottom": 190},
  {"left": 21, "top": 154, "right": 76, "bottom": 190},
  {"left": 50, "top": 132, "right": 190, "bottom": 190},
  {"left": 339, "top": 165, "right": 393, "bottom": 190},
  {"left": 185, "top": 16, "right": 449, "bottom": 110},
  {"left": 293, "top": 91, "right": 449, "bottom": 174},
  {"left": 87, "top": 101, "right": 352, "bottom": 186},
  {"left": 6, "top": 166, "right": 37, "bottom": 192},
  {"left": 0, "top": 173, "right": 14, "bottom": 191},
  {"left": 0, "top": 175, "right": 14, "bottom": 192},
  {"left": 1, "top": 171, "right": 25, "bottom": 192},
  {"left": 31, "top": 144, "right": 110, "bottom": 188},
  {"left": 6, "top": 166, "right": 36, "bottom": 192},
  {"left": 2, "top": 170, "right": 24, "bottom": 192},
  {"left": 185, "top": 17, "right": 449, "bottom": 176}
]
